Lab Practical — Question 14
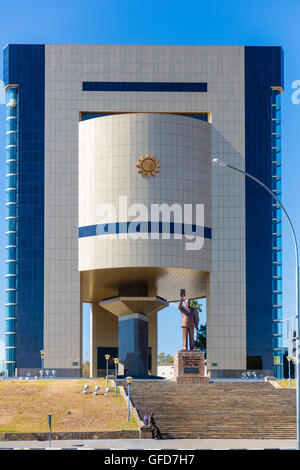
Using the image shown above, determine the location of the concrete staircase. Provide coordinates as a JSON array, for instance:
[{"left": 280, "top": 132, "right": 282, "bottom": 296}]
[{"left": 123, "top": 381, "right": 296, "bottom": 439}]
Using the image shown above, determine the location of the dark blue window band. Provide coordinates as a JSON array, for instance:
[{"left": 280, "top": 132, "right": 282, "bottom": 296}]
[
  {"left": 79, "top": 222, "right": 211, "bottom": 239},
  {"left": 82, "top": 82, "right": 207, "bottom": 92},
  {"left": 81, "top": 112, "right": 208, "bottom": 122}
]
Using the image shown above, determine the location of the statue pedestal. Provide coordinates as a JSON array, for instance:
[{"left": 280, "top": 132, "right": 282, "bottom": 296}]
[{"left": 174, "top": 350, "right": 209, "bottom": 384}]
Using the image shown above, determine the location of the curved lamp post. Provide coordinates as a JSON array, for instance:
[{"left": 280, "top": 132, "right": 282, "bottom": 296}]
[
  {"left": 104, "top": 354, "right": 110, "bottom": 388},
  {"left": 113, "top": 358, "right": 119, "bottom": 397},
  {"left": 287, "top": 356, "right": 292, "bottom": 389},
  {"left": 126, "top": 376, "right": 133, "bottom": 421},
  {"left": 40, "top": 350, "right": 45, "bottom": 379},
  {"left": 212, "top": 158, "right": 300, "bottom": 450}
]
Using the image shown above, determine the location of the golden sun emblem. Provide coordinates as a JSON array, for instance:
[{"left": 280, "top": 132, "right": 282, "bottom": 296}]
[{"left": 136, "top": 154, "right": 160, "bottom": 177}]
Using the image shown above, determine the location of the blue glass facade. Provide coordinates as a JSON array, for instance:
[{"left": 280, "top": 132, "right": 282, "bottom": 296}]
[
  {"left": 244, "top": 46, "right": 284, "bottom": 377},
  {"left": 3, "top": 45, "right": 45, "bottom": 375}
]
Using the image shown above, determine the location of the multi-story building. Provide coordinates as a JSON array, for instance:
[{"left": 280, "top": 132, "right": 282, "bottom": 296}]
[{"left": 3, "top": 44, "right": 284, "bottom": 378}]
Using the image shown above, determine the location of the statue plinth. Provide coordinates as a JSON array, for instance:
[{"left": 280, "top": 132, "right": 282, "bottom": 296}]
[{"left": 174, "top": 350, "right": 209, "bottom": 384}]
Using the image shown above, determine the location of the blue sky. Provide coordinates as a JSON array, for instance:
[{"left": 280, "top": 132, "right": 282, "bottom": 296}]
[{"left": 0, "top": 0, "right": 299, "bottom": 360}]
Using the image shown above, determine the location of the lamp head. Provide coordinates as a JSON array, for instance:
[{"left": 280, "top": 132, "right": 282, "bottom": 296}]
[
  {"left": 114, "top": 357, "right": 119, "bottom": 364},
  {"left": 212, "top": 158, "right": 229, "bottom": 168},
  {"left": 104, "top": 354, "right": 110, "bottom": 360},
  {"left": 126, "top": 376, "right": 133, "bottom": 384}
]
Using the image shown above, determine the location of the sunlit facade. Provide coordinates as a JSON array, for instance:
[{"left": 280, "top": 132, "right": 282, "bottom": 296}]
[{"left": 3, "top": 44, "right": 284, "bottom": 378}]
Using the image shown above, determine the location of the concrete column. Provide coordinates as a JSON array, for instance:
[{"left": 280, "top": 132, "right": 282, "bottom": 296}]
[
  {"left": 118, "top": 314, "right": 149, "bottom": 376},
  {"left": 90, "top": 303, "right": 118, "bottom": 377},
  {"left": 90, "top": 303, "right": 97, "bottom": 377},
  {"left": 149, "top": 312, "right": 157, "bottom": 375}
]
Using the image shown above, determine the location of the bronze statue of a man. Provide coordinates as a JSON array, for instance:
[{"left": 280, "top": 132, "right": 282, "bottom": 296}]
[{"left": 178, "top": 297, "right": 199, "bottom": 350}]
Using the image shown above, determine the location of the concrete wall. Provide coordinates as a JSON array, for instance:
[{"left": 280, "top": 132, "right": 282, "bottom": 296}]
[{"left": 44, "top": 45, "right": 246, "bottom": 375}]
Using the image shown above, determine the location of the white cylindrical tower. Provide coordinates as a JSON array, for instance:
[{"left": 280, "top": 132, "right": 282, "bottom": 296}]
[{"left": 79, "top": 113, "right": 211, "bottom": 375}]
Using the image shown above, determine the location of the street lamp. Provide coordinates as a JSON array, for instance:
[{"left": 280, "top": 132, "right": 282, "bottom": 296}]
[
  {"left": 40, "top": 350, "right": 45, "bottom": 379},
  {"left": 212, "top": 157, "right": 300, "bottom": 450},
  {"left": 105, "top": 354, "right": 110, "bottom": 388},
  {"left": 113, "top": 358, "right": 119, "bottom": 397},
  {"left": 287, "top": 356, "right": 293, "bottom": 389},
  {"left": 126, "top": 376, "right": 133, "bottom": 421},
  {"left": 48, "top": 414, "right": 52, "bottom": 447}
]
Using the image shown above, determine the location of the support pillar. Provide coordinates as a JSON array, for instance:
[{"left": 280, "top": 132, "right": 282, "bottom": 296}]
[
  {"left": 90, "top": 303, "right": 118, "bottom": 377},
  {"left": 118, "top": 314, "right": 149, "bottom": 376},
  {"left": 99, "top": 295, "right": 168, "bottom": 377},
  {"left": 149, "top": 312, "right": 157, "bottom": 375}
]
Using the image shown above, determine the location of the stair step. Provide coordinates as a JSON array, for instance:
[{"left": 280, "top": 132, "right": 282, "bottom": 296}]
[{"left": 124, "top": 381, "right": 296, "bottom": 439}]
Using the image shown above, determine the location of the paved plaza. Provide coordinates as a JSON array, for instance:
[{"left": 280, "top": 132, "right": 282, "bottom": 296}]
[{"left": 0, "top": 439, "right": 296, "bottom": 450}]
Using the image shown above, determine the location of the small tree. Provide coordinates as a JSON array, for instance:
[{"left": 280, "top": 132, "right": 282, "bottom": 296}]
[
  {"left": 158, "top": 352, "right": 166, "bottom": 363},
  {"left": 158, "top": 353, "right": 174, "bottom": 364},
  {"left": 190, "top": 300, "right": 202, "bottom": 318},
  {"left": 189, "top": 300, "right": 206, "bottom": 356},
  {"left": 194, "top": 324, "right": 207, "bottom": 356},
  {"left": 190, "top": 300, "right": 202, "bottom": 331},
  {"left": 165, "top": 354, "right": 174, "bottom": 364}
]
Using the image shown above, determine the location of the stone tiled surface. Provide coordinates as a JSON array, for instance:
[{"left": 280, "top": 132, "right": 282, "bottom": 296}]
[{"left": 44, "top": 45, "right": 246, "bottom": 371}]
